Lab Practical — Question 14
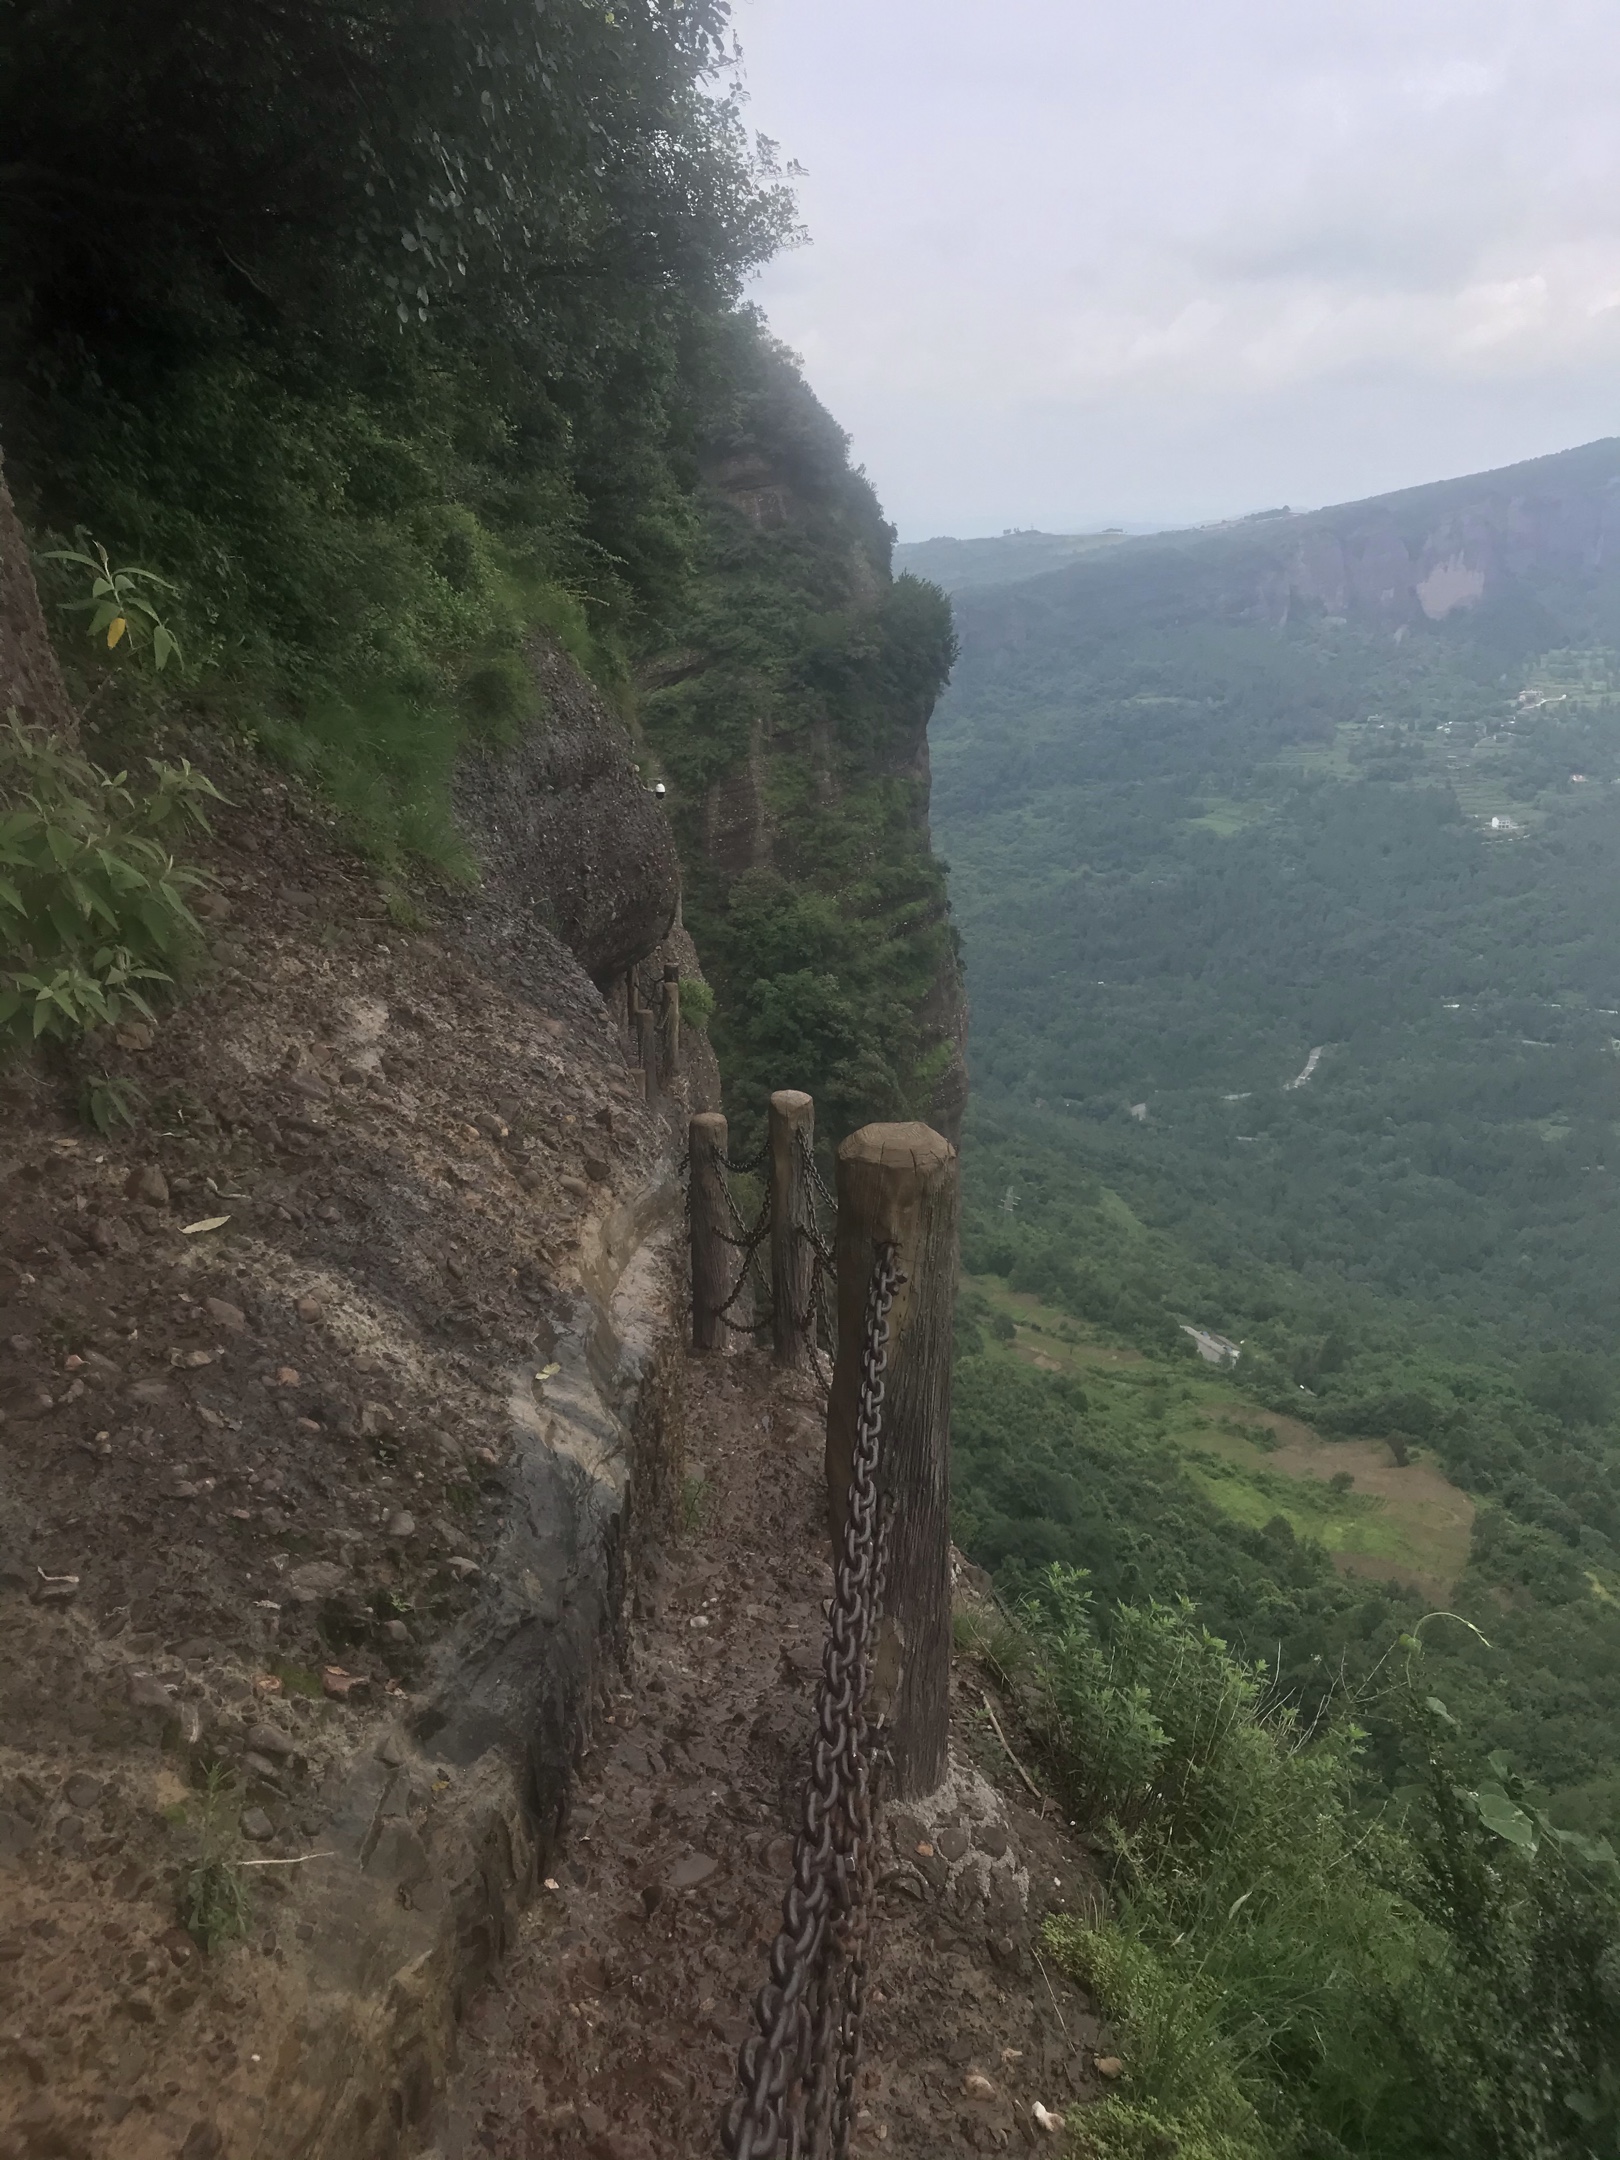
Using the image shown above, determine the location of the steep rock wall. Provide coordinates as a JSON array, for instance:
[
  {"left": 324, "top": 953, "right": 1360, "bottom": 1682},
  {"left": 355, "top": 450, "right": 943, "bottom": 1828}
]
[{"left": 639, "top": 342, "right": 968, "bottom": 1149}]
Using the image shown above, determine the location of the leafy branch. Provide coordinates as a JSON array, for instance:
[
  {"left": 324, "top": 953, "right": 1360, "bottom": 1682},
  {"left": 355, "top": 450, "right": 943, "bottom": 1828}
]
[
  {"left": 0, "top": 715, "right": 223, "bottom": 1049},
  {"left": 44, "top": 540, "right": 181, "bottom": 671}
]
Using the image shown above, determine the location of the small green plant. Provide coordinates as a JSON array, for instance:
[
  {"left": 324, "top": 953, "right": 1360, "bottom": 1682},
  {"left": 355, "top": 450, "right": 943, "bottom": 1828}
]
[
  {"left": 679, "top": 1471, "right": 709, "bottom": 1535},
  {"left": 78, "top": 1069, "right": 143, "bottom": 1135},
  {"left": 0, "top": 717, "right": 223, "bottom": 1049},
  {"left": 44, "top": 540, "right": 182, "bottom": 671},
  {"left": 680, "top": 976, "right": 716, "bottom": 1032},
  {"left": 179, "top": 1762, "right": 252, "bottom": 1951}
]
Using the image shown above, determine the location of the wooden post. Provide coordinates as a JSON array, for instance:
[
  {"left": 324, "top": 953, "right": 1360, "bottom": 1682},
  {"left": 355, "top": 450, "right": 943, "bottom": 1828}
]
[
  {"left": 635, "top": 1008, "right": 658, "bottom": 1105},
  {"left": 825, "top": 1121, "right": 959, "bottom": 1799},
  {"left": 659, "top": 963, "right": 681, "bottom": 1087},
  {"left": 689, "top": 1112, "right": 730, "bottom": 1352},
  {"left": 769, "top": 1090, "right": 815, "bottom": 1367}
]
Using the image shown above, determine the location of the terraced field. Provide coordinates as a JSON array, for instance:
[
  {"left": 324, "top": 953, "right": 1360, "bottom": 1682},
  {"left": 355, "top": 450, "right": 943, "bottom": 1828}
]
[{"left": 961, "top": 1276, "right": 1475, "bottom": 1599}]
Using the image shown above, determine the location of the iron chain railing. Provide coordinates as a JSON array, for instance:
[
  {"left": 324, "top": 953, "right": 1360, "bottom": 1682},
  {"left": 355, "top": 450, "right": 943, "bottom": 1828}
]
[
  {"left": 722, "top": 1245, "right": 902, "bottom": 2160},
  {"left": 794, "top": 1129, "right": 838, "bottom": 1392}
]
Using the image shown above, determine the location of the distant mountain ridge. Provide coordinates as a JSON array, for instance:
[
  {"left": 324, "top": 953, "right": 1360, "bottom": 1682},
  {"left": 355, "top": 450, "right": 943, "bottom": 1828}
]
[
  {"left": 893, "top": 526, "right": 1131, "bottom": 593},
  {"left": 938, "top": 436, "right": 1620, "bottom": 651}
]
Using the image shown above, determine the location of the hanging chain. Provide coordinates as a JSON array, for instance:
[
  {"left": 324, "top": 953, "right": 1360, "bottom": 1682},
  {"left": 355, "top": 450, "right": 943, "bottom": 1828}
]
[
  {"left": 722, "top": 1245, "right": 902, "bottom": 2160},
  {"left": 792, "top": 1128, "right": 838, "bottom": 1397}
]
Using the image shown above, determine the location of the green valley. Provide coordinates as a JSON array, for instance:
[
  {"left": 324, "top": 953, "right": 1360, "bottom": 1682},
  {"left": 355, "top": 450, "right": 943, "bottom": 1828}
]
[
  {"left": 915, "top": 448, "right": 1620, "bottom": 2157},
  {"left": 917, "top": 440, "right": 1620, "bottom": 1827}
]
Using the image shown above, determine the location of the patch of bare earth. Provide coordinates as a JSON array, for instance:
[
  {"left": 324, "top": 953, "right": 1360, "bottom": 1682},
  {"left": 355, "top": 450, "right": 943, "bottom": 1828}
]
[{"left": 432, "top": 1350, "right": 1112, "bottom": 2160}]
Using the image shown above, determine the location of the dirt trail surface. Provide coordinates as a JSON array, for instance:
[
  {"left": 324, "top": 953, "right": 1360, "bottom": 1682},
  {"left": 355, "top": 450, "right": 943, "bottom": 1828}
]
[
  {"left": 431, "top": 1350, "right": 1111, "bottom": 2160},
  {"left": 0, "top": 742, "right": 701, "bottom": 2160}
]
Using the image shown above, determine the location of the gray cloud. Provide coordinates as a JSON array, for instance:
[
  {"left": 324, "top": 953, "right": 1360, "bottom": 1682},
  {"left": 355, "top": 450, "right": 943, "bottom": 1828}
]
[{"left": 736, "top": 0, "right": 1620, "bottom": 535}]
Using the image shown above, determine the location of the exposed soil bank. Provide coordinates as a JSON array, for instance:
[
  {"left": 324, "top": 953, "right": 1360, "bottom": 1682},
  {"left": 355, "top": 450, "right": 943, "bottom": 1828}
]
[{"left": 0, "top": 699, "right": 705, "bottom": 2159}]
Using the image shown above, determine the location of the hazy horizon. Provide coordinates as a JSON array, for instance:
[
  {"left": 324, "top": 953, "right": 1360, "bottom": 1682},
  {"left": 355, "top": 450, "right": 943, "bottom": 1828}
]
[{"left": 737, "top": 0, "right": 1620, "bottom": 541}]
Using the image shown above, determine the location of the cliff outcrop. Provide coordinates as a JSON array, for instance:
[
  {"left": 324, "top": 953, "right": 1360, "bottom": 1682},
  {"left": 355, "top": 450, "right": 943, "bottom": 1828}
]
[{"left": 639, "top": 339, "right": 968, "bottom": 1148}]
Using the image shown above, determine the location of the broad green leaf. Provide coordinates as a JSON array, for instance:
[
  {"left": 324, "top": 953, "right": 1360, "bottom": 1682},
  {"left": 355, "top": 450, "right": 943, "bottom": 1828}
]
[
  {"left": 1552, "top": 1828, "right": 1618, "bottom": 1868},
  {"left": 1473, "top": 1784, "right": 1537, "bottom": 1851}
]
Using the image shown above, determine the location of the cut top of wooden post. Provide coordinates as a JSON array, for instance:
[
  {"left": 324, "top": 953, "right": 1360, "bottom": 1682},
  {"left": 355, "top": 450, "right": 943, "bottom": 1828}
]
[
  {"left": 838, "top": 1120, "right": 953, "bottom": 1175},
  {"left": 834, "top": 1121, "right": 956, "bottom": 1336}
]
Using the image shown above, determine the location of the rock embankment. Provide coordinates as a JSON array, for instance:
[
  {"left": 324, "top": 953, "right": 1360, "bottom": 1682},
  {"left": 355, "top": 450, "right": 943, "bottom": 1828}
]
[{"left": 0, "top": 656, "right": 709, "bottom": 2158}]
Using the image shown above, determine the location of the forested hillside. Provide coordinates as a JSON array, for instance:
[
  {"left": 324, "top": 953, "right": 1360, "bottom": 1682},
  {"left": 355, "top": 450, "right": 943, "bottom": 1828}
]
[
  {"left": 0, "top": 0, "right": 960, "bottom": 1138},
  {"left": 933, "top": 446, "right": 1620, "bottom": 2157}
]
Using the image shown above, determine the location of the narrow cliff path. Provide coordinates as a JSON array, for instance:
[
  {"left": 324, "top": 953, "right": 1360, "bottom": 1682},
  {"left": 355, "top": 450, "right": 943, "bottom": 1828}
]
[{"left": 430, "top": 1348, "right": 1110, "bottom": 2160}]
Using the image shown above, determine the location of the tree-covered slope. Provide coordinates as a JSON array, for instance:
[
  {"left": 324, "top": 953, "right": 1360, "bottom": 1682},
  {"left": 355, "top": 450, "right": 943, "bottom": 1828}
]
[
  {"left": 0, "top": 0, "right": 962, "bottom": 1138},
  {"left": 935, "top": 436, "right": 1620, "bottom": 1839}
]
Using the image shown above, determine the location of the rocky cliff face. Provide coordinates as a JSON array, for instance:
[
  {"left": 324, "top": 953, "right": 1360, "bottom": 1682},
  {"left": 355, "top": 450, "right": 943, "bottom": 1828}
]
[
  {"left": 1248, "top": 436, "right": 1620, "bottom": 630},
  {"left": 0, "top": 445, "right": 77, "bottom": 740},
  {"left": 454, "top": 638, "right": 680, "bottom": 991},
  {"left": 638, "top": 342, "right": 968, "bottom": 1149}
]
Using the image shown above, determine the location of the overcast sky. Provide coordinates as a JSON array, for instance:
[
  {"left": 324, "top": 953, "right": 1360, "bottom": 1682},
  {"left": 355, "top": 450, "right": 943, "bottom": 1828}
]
[{"left": 734, "top": 0, "right": 1620, "bottom": 539}]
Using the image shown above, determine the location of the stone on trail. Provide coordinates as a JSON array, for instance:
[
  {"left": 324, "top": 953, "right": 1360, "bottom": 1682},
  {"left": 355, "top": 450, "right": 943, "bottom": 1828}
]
[
  {"left": 244, "top": 1723, "right": 298, "bottom": 1759},
  {"left": 283, "top": 1560, "right": 348, "bottom": 1602},
  {"left": 667, "top": 1852, "right": 717, "bottom": 1889},
  {"left": 124, "top": 1165, "right": 169, "bottom": 1206}
]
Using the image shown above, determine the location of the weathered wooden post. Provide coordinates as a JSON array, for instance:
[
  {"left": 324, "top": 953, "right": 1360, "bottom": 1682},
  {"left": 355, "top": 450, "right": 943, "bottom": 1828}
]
[
  {"left": 689, "top": 1112, "right": 730, "bottom": 1351},
  {"left": 659, "top": 963, "right": 681, "bottom": 1088},
  {"left": 825, "top": 1121, "right": 959, "bottom": 1798},
  {"left": 767, "top": 1090, "right": 815, "bottom": 1366},
  {"left": 635, "top": 1006, "right": 658, "bottom": 1105}
]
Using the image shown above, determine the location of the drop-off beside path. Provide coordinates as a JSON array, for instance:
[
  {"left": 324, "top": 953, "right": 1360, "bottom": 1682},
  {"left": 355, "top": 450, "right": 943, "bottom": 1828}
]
[{"left": 430, "top": 1350, "right": 1111, "bottom": 2160}]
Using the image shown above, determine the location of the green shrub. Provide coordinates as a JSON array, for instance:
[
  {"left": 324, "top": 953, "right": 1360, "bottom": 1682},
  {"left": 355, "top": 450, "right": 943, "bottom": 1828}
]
[
  {"left": 0, "top": 717, "right": 220, "bottom": 1049},
  {"left": 680, "top": 976, "right": 716, "bottom": 1031},
  {"left": 1013, "top": 1569, "right": 1620, "bottom": 2159}
]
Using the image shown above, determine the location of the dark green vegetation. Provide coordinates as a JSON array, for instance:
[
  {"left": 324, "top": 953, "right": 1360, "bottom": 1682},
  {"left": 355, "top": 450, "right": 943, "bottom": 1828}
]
[
  {"left": 965, "top": 1580, "right": 1620, "bottom": 2159},
  {"left": 0, "top": 0, "right": 958, "bottom": 1132},
  {"left": 639, "top": 350, "right": 958, "bottom": 1139},
  {"left": 0, "top": 717, "right": 220, "bottom": 1052},
  {"left": 1, "top": 0, "right": 790, "bottom": 863},
  {"left": 938, "top": 448, "right": 1620, "bottom": 2152}
]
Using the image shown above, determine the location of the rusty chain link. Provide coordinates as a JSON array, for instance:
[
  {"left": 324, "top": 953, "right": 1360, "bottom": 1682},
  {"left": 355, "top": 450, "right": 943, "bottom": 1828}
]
[
  {"left": 797, "top": 1127, "right": 838, "bottom": 1214},
  {"left": 792, "top": 1129, "right": 838, "bottom": 1397},
  {"left": 723, "top": 1244, "right": 902, "bottom": 2160}
]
